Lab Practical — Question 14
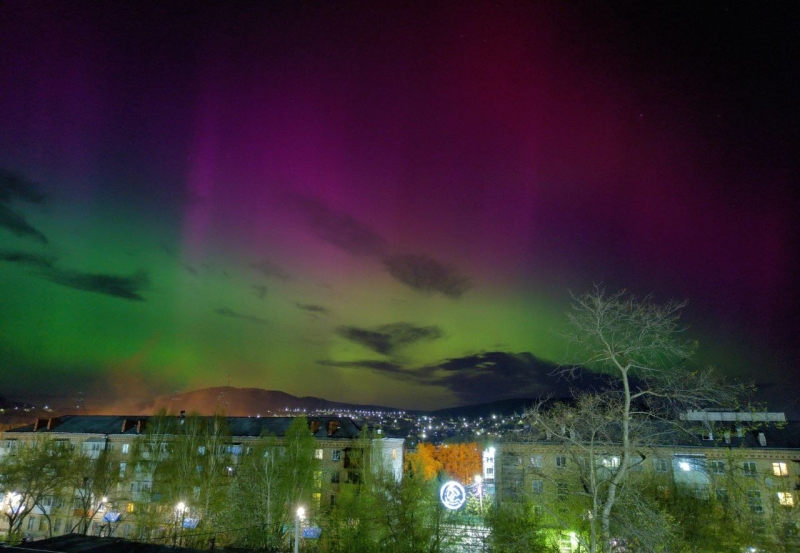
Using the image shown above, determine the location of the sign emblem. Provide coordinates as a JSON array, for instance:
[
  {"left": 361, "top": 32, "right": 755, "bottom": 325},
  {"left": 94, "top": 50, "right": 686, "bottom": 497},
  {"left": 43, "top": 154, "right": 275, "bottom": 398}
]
[{"left": 439, "top": 481, "right": 466, "bottom": 510}]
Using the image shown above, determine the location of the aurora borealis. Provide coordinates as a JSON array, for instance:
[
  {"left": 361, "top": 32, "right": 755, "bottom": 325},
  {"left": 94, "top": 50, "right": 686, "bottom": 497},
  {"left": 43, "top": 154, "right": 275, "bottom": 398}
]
[{"left": 0, "top": 2, "right": 797, "bottom": 413}]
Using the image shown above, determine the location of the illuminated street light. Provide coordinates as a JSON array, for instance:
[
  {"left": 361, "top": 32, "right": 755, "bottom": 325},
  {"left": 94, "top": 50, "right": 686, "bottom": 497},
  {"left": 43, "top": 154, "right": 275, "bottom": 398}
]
[
  {"left": 474, "top": 475, "right": 483, "bottom": 515},
  {"left": 294, "top": 506, "right": 305, "bottom": 553},
  {"left": 174, "top": 502, "right": 187, "bottom": 546}
]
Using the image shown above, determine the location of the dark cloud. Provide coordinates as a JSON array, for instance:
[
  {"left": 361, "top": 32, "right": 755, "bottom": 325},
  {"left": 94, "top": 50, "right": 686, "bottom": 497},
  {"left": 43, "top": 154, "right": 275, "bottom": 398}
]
[
  {"left": 383, "top": 254, "right": 470, "bottom": 299},
  {"left": 251, "top": 259, "right": 292, "bottom": 281},
  {"left": 0, "top": 170, "right": 48, "bottom": 243},
  {"left": 295, "top": 303, "right": 329, "bottom": 315},
  {"left": 0, "top": 205, "right": 48, "bottom": 243},
  {"left": 289, "top": 193, "right": 387, "bottom": 257},
  {"left": 316, "top": 359, "right": 405, "bottom": 373},
  {"left": 431, "top": 351, "right": 610, "bottom": 404},
  {"left": 43, "top": 269, "right": 149, "bottom": 301},
  {"left": 0, "top": 250, "right": 55, "bottom": 269},
  {"left": 0, "top": 169, "right": 46, "bottom": 204},
  {"left": 214, "top": 307, "right": 269, "bottom": 325},
  {"left": 315, "top": 349, "right": 617, "bottom": 405},
  {"left": 253, "top": 285, "right": 268, "bottom": 299},
  {"left": 335, "top": 322, "right": 442, "bottom": 356}
]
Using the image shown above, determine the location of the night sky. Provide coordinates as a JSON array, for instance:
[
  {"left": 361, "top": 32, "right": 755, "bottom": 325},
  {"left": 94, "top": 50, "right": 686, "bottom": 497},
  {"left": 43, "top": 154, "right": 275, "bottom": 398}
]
[{"left": 1, "top": 1, "right": 798, "bottom": 414}]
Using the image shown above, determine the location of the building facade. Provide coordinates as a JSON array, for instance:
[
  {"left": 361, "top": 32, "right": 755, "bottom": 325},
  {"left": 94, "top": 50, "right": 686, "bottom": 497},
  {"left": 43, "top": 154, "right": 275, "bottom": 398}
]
[
  {"left": 0, "top": 414, "right": 403, "bottom": 543},
  {"left": 490, "top": 413, "right": 800, "bottom": 551}
]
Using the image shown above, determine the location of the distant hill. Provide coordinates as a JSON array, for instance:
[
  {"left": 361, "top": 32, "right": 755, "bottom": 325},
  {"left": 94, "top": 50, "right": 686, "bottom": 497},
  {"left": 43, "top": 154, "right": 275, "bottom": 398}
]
[{"left": 133, "top": 387, "right": 404, "bottom": 417}]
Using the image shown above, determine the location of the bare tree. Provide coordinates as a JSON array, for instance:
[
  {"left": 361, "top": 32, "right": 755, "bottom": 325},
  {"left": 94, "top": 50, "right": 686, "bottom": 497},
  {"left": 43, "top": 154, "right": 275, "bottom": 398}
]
[
  {"left": 0, "top": 438, "right": 71, "bottom": 543},
  {"left": 527, "top": 288, "right": 747, "bottom": 553}
]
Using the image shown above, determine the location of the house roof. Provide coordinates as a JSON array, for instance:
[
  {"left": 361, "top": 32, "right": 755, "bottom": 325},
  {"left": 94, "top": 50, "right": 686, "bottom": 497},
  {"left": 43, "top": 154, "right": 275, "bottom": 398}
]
[{"left": 4, "top": 414, "right": 365, "bottom": 440}]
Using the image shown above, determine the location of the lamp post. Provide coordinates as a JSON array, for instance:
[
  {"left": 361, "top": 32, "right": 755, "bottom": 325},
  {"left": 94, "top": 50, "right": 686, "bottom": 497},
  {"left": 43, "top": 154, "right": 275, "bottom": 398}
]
[
  {"left": 174, "top": 502, "right": 187, "bottom": 546},
  {"left": 474, "top": 475, "right": 483, "bottom": 516},
  {"left": 293, "top": 506, "right": 305, "bottom": 553}
]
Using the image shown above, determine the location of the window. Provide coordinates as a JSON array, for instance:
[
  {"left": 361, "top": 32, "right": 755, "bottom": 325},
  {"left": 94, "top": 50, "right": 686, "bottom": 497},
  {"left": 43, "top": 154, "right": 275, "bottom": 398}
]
[
  {"left": 530, "top": 455, "right": 543, "bottom": 469},
  {"left": 226, "top": 444, "right": 243, "bottom": 455},
  {"left": 743, "top": 461, "right": 758, "bottom": 477},
  {"left": 312, "top": 492, "right": 321, "bottom": 507},
  {"left": 654, "top": 458, "right": 669, "bottom": 473},
  {"left": 330, "top": 494, "right": 337, "bottom": 506},
  {"left": 710, "top": 460, "right": 725, "bottom": 475},
  {"left": 331, "top": 449, "right": 341, "bottom": 462},
  {"left": 197, "top": 446, "right": 206, "bottom": 455},
  {"left": 121, "top": 443, "right": 130, "bottom": 454},
  {"left": 532, "top": 505, "right": 544, "bottom": 517},
  {"left": 747, "top": 490, "right": 763, "bottom": 513},
  {"left": 557, "top": 481, "right": 568, "bottom": 500},
  {"left": 314, "top": 471, "right": 323, "bottom": 488},
  {"left": 778, "top": 492, "right": 794, "bottom": 507},
  {"left": 119, "top": 462, "right": 126, "bottom": 477},
  {"left": 773, "top": 462, "right": 788, "bottom": 477},
  {"left": 601, "top": 456, "right": 620, "bottom": 469},
  {"left": 315, "top": 449, "right": 324, "bottom": 460},
  {"left": 715, "top": 488, "right": 728, "bottom": 502},
  {"left": 392, "top": 448, "right": 397, "bottom": 460},
  {"left": 486, "top": 467, "right": 494, "bottom": 476},
  {"left": 692, "top": 484, "right": 710, "bottom": 500},
  {"left": 532, "top": 479, "right": 544, "bottom": 494},
  {"left": 331, "top": 471, "right": 340, "bottom": 484},
  {"left": 555, "top": 456, "right": 567, "bottom": 469},
  {"left": 126, "top": 502, "right": 135, "bottom": 513}
]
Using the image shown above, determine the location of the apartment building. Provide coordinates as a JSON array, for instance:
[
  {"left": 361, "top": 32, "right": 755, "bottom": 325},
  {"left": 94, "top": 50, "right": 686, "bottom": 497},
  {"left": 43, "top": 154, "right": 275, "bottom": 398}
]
[{"left": 0, "top": 414, "right": 403, "bottom": 542}]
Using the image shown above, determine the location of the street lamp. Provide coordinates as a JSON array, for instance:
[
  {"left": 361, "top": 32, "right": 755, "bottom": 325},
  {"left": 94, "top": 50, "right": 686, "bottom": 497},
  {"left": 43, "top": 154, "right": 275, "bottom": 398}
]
[
  {"left": 474, "top": 475, "right": 483, "bottom": 516},
  {"left": 174, "top": 502, "right": 187, "bottom": 546},
  {"left": 294, "top": 506, "right": 305, "bottom": 553}
]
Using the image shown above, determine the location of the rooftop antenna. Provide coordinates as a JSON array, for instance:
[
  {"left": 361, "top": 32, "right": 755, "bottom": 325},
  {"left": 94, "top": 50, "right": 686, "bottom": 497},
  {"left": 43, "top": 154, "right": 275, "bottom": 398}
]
[{"left": 76, "top": 392, "right": 89, "bottom": 415}]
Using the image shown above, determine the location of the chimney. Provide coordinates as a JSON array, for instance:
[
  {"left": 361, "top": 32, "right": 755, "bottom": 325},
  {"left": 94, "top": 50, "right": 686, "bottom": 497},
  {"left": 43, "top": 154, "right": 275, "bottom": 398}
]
[
  {"left": 179, "top": 411, "right": 186, "bottom": 424},
  {"left": 47, "top": 417, "right": 62, "bottom": 430},
  {"left": 327, "top": 420, "right": 340, "bottom": 436},
  {"left": 137, "top": 420, "right": 146, "bottom": 434},
  {"left": 34, "top": 418, "right": 48, "bottom": 431},
  {"left": 309, "top": 420, "right": 321, "bottom": 434},
  {"left": 121, "top": 419, "right": 137, "bottom": 433}
]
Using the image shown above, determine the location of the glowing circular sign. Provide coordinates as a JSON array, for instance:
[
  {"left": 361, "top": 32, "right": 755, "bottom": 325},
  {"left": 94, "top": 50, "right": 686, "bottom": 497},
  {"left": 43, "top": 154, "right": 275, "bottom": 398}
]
[{"left": 439, "top": 481, "right": 466, "bottom": 510}]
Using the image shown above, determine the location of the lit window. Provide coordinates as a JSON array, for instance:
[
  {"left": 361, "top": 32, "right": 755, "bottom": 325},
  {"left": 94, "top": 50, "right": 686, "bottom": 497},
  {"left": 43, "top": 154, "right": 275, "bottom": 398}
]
[
  {"left": 530, "top": 455, "right": 543, "bottom": 469},
  {"left": 314, "top": 449, "right": 324, "bottom": 460},
  {"left": 314, "top": 471, "right": 323, "bottom": 488},
  {"left": 313, "top": 492, "right": 321, "bottom": 507},
  {"left": 532, "top": 480, "right": 544, "bottom": 494},
  {"left": 772, "top": 462, "right": 788, "bottom": 477},
  {"left": 556, "top": 456, "right": 567, "bottom": 468},
  {"left": 121, "top": 443, "right": 130, "bottom": 454},
  {"left": 126, "top": 503, "right": 135, "bottom": 513},
  {"left": 777, "top": 492, "right": 794, "bottom": 507},
  {"left": 743, "top": 461, "right": 757, "bottom": 477},
  {"left": 602, "top": 457, "right": 620, "bottom": 469},
  {"left": 710, "top": 460, "right": 725, "bottom": 475},
  {"left": 331, "top": 450, "right": 341, "bottom": 462}
]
